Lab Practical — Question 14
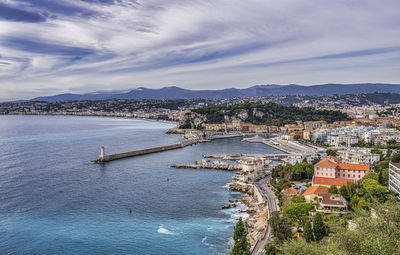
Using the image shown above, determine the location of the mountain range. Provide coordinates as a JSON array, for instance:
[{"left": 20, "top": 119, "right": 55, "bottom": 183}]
[{"left": 29, "top": 83, "right": 400, "bottom": 102}]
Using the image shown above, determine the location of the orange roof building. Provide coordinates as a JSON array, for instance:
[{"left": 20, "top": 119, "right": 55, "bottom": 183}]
[
  {"left": 313, "top": 177, "right": 353, "bottom": 188},
  {"left": 302, "top": 185, "right": 329, "bottom": 203},
  {"left": 282, "top": 188, "right": 298, "bottom": 196},
  {"left": 314, "top": 156, "right": 370, "bottom": 182}
]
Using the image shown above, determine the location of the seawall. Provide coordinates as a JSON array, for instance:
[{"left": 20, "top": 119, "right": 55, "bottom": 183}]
[{"left": 93, "top": 140, "right": 198, "bottom": 163}]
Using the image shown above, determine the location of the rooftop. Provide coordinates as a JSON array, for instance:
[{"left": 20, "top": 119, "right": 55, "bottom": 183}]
[
  {"left": 314, "top": 156, "right": 341, "bottom": 168},
  {"left": 338, "top": 163, "right": 370, "bottom": 171},
  {"left": 302, "top": 185, "right": 329, "bottom": 196},
  {"left": 313, "top": 177, "right": 353, "bottom": 187}
]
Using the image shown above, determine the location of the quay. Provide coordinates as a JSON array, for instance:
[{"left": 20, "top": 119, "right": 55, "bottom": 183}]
[
  {"left": 93, "top": 139, "right": 200, "bottom": 163},
  {"left": 92, "top": 133, "right": 246, "bottom": 163}
]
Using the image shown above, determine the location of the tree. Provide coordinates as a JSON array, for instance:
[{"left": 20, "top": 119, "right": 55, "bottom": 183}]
[
  {"left": 284, "top": 203, "right": 314, "bottom": 228},
  {"left": 392, "top": 150, "right": 400, "bottom": 163},
  {"left": 232, "top": 218, "right": 251, "bottom": 255},
  {"left": 291, "top": 195, "right": 306, "bottom": 203},
  {"left": 313, "top": 213, "right": 327, "bottom": 242},
  {"left": 293, "top": 134, "right": 301, "bottom": 140},
  {"left": 231, "top": 236, "right": 251, "bottom": 255},
  {"left": 270, "top": 211, "right": 292, "bottom": 243},
  {"left": 326, "top": 149, "right": 337, "bottom": 156},
  {"left": 282, "top": 239, "right": 327, "bottom": 255},
  {"left": 303, "top": 220, "right": 314, "bottom": 243},
  {"left": 328, "top": 185, "right": 338, "bottom": 194},
  {"left": 233, "top": 217, "right": 247, "bottom": 242},
  {"left": 339, "top": 182, "right": 356, "bottom": 201},
  {"left": 264, "top": 243, "right": 279, "bottom": 255}
]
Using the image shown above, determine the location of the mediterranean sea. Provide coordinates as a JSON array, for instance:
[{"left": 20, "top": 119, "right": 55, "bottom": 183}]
[{"left": 0, "top": 115, "right": 281, "bottom": 255}]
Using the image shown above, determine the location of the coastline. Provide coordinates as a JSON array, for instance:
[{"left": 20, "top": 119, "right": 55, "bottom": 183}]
[
  {"left": 229, "top": 183, "right": 268, "bottom": 248},
  {"left": 0, "top": 112, "right": 179, "bottom": 125}
]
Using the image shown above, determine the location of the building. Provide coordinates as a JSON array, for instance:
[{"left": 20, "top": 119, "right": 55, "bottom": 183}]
[
  {"left": 282, "top": 188, "right": 298, "bottom": 197},
  {"left": 388, "top": 163, "right": 400, "bottom": 199},
  {"left": 337, "top": 148, "right": 381, "bottom": 165},
  {"left": 302, "top": 186, "right": 329, "bottom": 203},
  {"left": 314, "top": 156, "right": 370, "bottom": 182},
  {"left": 317, "top": 193, "right": 348, "bottom": 211},
  {"left": 364, "top": 128, "right": 400, "bottom": 145}
]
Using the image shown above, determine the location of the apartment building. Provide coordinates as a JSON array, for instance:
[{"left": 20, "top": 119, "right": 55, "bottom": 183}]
[{"left": 388, "top": 163, "right": 400, "bottom": 198}]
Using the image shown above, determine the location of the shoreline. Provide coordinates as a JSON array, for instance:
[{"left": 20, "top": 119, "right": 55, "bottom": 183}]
[{"left": 0, "top": 112, "right": 179, "bottom": 125}]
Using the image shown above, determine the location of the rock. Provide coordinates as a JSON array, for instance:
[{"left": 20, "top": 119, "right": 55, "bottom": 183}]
[
  {"left": 222, "top": 204, "right": 231, "bottom": 209},
  {"left": 229, "top": 200, "right": 234, "bottom": 203},
  {"left": 232, "top": 203, "right": 237, "bottom": 208}
]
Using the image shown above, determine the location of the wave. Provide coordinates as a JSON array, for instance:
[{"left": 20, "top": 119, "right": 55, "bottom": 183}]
[{"left": 157, "top": 225, "right": 178, "bottom": 235}]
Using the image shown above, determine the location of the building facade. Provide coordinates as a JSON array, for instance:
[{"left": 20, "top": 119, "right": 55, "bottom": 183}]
[{"left": 388, "top": 163, "right": 400, "bottom": 199}]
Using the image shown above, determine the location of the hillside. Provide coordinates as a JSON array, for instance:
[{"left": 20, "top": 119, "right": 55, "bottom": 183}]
[
  {"left": 180, "top": 102, "right": 350, "bottom": 128},
  {"left": 26, "top": 83, "right": 400, "bottom": 102}
]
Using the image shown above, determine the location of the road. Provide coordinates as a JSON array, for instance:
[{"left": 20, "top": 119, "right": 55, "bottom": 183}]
[{"left": 251, "top": 175, "right": 279, "bottom": 255}]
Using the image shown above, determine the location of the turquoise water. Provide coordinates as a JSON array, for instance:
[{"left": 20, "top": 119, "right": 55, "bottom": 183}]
[{"left": 0, "top": 115, "right": 281, "bottom": 255}]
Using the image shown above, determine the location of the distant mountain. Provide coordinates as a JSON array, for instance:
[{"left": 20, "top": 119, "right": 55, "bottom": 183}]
[{"left": 29, "top": 83, "right": 400, "bottom": 102}]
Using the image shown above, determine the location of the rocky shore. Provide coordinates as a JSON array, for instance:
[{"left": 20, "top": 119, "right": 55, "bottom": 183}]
[{"left": 229, "top": 182, "right": 268, "bottom": 247}]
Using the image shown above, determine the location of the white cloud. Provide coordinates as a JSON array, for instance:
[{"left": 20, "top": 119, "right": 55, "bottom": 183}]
[{"left": 0, "top": 0, "right": 399, "bottom": 101}]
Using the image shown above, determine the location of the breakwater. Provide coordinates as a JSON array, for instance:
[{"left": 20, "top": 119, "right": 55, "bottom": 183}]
[{"left": 93, "top": 139, "right": 199, "bottom": 163}]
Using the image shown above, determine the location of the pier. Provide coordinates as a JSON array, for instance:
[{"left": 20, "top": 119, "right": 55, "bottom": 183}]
[{"left": 92, "top": 139, "right": 200, "bottom": 163}]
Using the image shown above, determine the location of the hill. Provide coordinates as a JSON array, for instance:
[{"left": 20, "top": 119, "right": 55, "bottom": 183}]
[{"left": 27, "top": 83, "right": 400, "bottom": 102}]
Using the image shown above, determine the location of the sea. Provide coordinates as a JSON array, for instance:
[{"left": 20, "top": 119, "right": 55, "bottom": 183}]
[{"left": 0, "top": 115, "right": 281, "bottom": 255}]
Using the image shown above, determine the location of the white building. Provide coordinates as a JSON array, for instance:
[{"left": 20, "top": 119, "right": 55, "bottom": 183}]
[
  {"left": 337, "top": 148, "right": 381, "bottom": 165},
  {"left": 389, "top": 163, "right": 400, "bottom": 199},
  {"left": 364, "top": 128, "right": 400, "bottom": 145}
]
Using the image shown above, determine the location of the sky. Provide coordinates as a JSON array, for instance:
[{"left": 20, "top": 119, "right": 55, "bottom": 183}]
[{"left": 0, "top": 0, "right": 399, "bottom": 101}]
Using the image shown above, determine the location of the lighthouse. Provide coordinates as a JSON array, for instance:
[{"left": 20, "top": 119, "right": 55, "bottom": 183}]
[{"left": 100, "top": 146, "right": 105, "bottom": 161}]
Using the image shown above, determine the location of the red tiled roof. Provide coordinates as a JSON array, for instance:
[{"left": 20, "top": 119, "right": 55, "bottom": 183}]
[
  {"left": 302, "top": 186, "right": 329, "bottom": 196},
  {"left": 313, "top": 177, "right": 353, "bottom": 187},
  {"left": 282, "top": 188, "right": 298, "bottom": 196},
  {"left": 338, "top": 163, "right": 370, "bottom": 171},
  {"left": 314, "top": 157, "right": 341, "bottom": 168},
  {"left": 318, "top": 193, "right": 346, "bottom": 206}
]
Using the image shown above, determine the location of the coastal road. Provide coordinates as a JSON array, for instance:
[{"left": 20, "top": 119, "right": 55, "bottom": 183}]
[{"left": 251, "top": 175, "right": 278, "bottom": 255}]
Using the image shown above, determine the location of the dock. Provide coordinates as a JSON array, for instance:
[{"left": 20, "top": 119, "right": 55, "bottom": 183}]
[{"left": 92, "top": 139, "right": 200, "bottom": 163}]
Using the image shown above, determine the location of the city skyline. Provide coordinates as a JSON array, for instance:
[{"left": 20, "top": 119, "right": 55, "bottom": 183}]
[{"left": 0, "top": 0, "right": 400, "bottom": 101}]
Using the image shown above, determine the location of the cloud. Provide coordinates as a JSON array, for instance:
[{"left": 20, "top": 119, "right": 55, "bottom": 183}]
[
  {"left": 0, "top": 2, "right": 46, "bottom": 22},
  {"left": 0, "top": 0, "right": 399, "bottom": 101}
]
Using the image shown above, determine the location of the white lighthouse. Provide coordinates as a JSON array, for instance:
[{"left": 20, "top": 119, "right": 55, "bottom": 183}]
[{"left": 100, "top": 146, "right": 105, "bottom": 161}]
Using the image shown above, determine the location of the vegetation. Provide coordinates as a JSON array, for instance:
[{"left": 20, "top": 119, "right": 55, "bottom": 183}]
[
  {"left": 328, "top": 185, "right": 338, "bottom": 194},
  {"left": 284, "top": 202, "right": 314, "bottom": 228},
  {"left": 326, "top": 149, "right": 338, "bottom": 156},
  {"left": 272, "top": 162, "right": 314, "bottom": 181},
  {"left": 303, "top": 220, "right": 314, "bottom": 243},
  {"left": 312, "top": 213, "right": 327, "bottom": 242},
  {"left": 231, "top": 217, "right": 251, "bottom": 255},
  {"left": 264, "top": 243, "right": 279, "bottom": 255},
  {"left": 189, "top": 102, "right": 350, "bottom": 127},
  {"left": 269, "top": 211, "right": 292, "bottom": 243}
]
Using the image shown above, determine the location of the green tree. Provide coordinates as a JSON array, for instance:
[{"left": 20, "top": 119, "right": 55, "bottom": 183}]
[
  {"left": 284, "top": 203, "right": 314, "bottom": 228},
  {"left": 269, "top": 211, "right": 292, "bottom": 243},
  {"left": 291, "top": 195, "right": 306, "bottom": 203},
  {"left": 303, "top": 220, "right": 314, "bottom": 243},
  {"left": 392, "top": 150, "right": 400, "bottom": 163},
  {"left": 293, "top": 134, "right": 301, "bottom": 140},
  {"left": 312, "top": 213, "right": 326, "bottom": 242},
  {"left": 264, "top": 243, "right": 279, "bottom": 255},
  {"left": 282, "top": 239, "right": 327, "bottom": 255},
  {"left": 232, "top": 218, "right": 251, "bottom": 255},
  {"left": 233, "top": 217, "right": 247, "bottom": 242},
  {"left": 328, "top": 185, "right": 338, "bottom": 194},
  {"left": 326, "top": 149, "right": 338, "bottom": 156}
]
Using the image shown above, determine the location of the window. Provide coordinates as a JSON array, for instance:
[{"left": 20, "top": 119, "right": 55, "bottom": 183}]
[
  {"left": 358, "top": 175, "right": 360, "bottom": 178},
  {"left": 348, "top": 174, "right": 350, "bottom": 177},
  {"left": 353, "top": 175, "right": 355, "bottom": 178}
]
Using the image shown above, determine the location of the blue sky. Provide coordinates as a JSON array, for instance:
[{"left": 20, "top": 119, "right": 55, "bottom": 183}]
[{"left": 0, "top": 0, "right": 399, "bottom": 100}]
